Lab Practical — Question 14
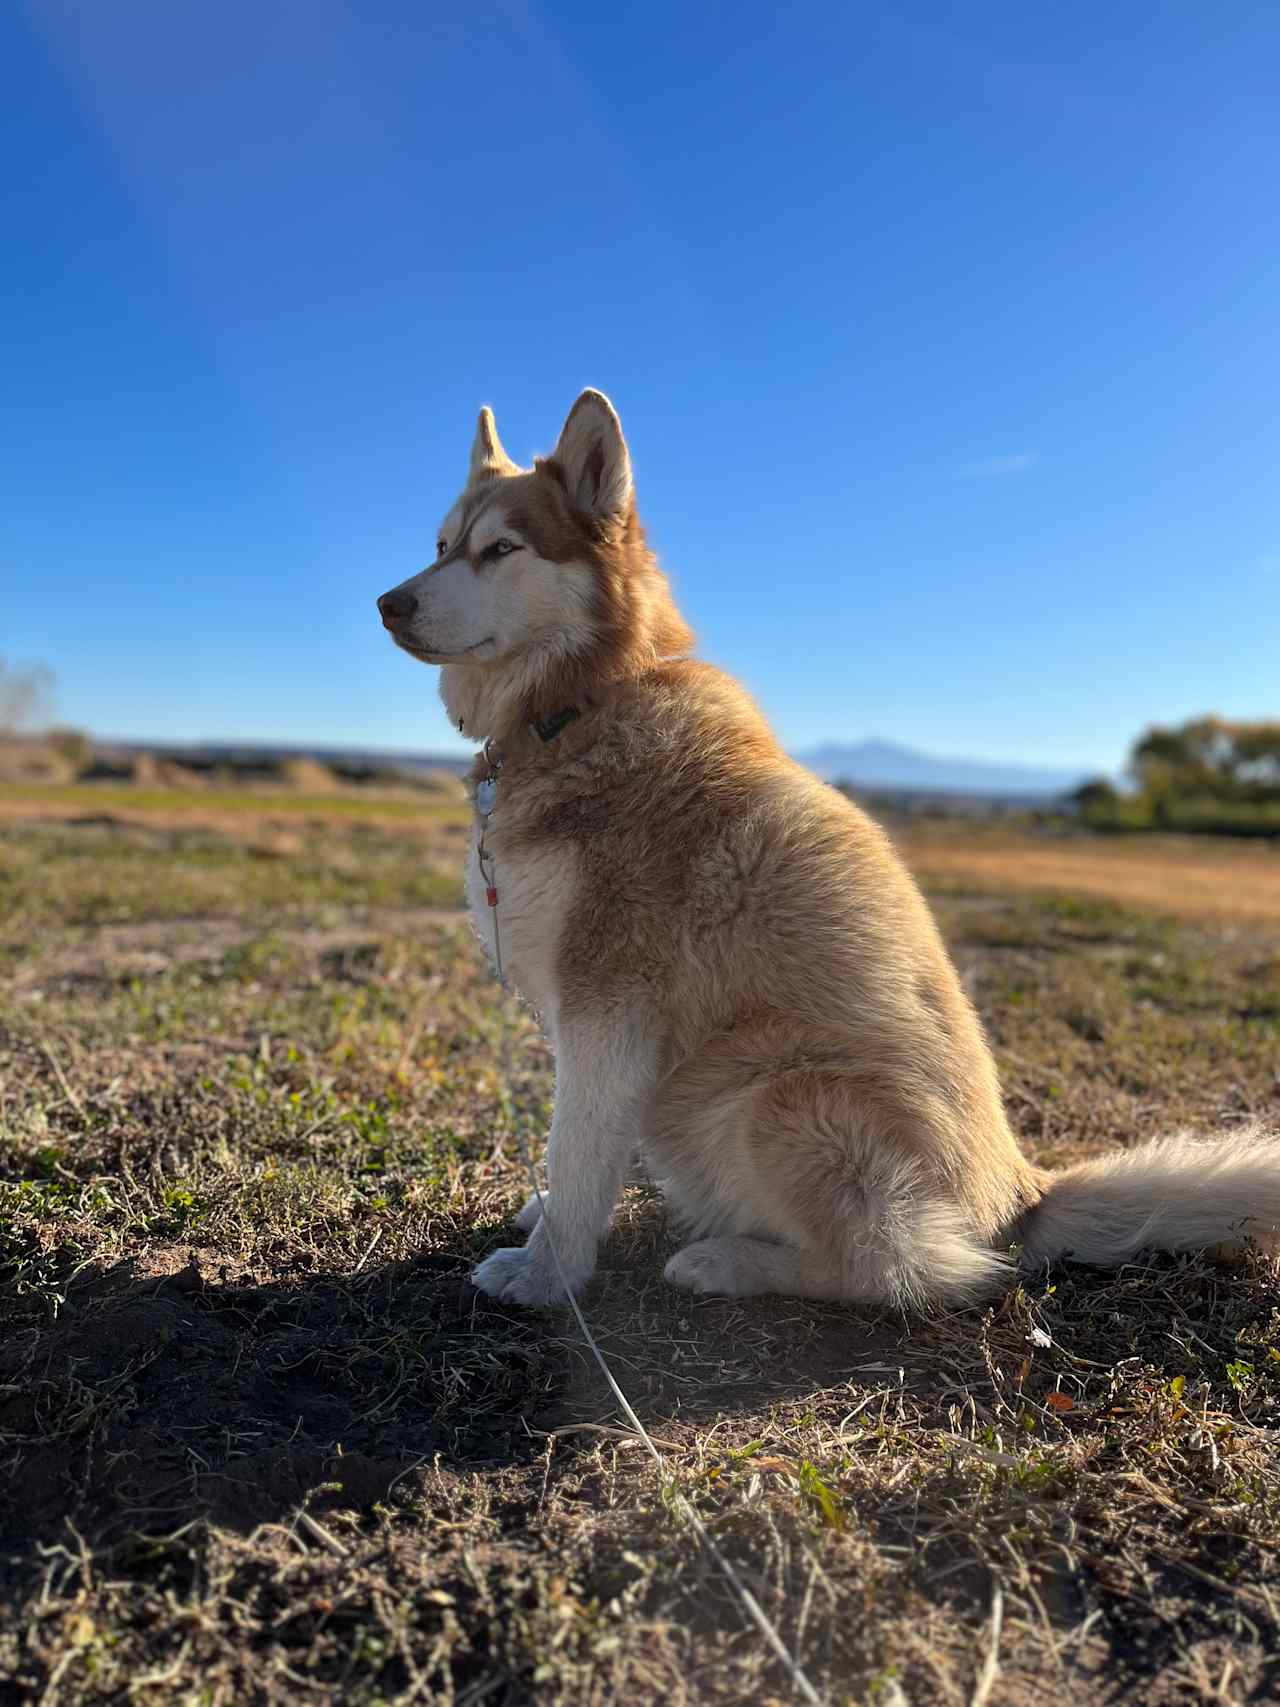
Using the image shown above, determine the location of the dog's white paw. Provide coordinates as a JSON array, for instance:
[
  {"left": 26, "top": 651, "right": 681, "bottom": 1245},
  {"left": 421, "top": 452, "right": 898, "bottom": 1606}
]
[
  {"left": 664, "top": 1239, "right": 741, "bottom": 1296},
  {"left": 471, "top": 1243, "right": 583, "bottom": 1308},
  {"left": 513, "top": 1191, "right": 550, "bottom": 1233}
]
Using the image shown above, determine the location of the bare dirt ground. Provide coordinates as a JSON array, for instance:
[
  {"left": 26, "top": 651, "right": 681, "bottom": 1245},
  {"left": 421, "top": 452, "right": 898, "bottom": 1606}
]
[{"left": 2, "top": 809, "right": 1279, "bottom": 1704}]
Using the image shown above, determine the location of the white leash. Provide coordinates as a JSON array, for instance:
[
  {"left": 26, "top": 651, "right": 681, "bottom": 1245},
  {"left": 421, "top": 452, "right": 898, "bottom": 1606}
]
[
  {"left": 516, "top": 1155, "right": 825, "bottom": 1706},
  {"left": 474, "top": 756, "right": 825, "bottom": 1706}
]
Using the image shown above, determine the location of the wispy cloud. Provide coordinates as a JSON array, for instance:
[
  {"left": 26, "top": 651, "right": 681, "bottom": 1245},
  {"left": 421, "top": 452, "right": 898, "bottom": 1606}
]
[{"left": 960, "top": 452, "right": 1039, "bottom": 478}]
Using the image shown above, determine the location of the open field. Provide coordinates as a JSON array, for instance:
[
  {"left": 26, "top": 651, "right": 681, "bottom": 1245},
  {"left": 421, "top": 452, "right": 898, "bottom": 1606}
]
[
  {"left": 898, "top": 825, "right": 1280, "bottom": 926},
  {"left": 2, "top": 802, "right": 1279, "bottom": 1704}
]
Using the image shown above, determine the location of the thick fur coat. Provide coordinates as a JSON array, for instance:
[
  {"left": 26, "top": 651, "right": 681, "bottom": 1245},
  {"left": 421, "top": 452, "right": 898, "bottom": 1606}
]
[{"left": 376, "top": 391, "right": 1280, "bottom": 1310}]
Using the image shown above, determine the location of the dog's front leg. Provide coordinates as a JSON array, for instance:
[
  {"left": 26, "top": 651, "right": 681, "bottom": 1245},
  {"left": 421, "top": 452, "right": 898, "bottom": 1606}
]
[{"left": 471, "top": 1009, "right": 659, "bottom": 1308}]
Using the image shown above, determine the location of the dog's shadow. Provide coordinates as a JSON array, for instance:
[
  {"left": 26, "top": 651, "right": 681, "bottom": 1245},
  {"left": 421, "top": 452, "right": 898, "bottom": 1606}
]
[
  {"left": 2, "top": 1241, "right": 555, "bottom": 1568},
  {"left": 2, "top": 1193, "right": 1274, "bottom": 1600},
  {"left": 0, "top": 1204, "right": 918, "bottom": 1580}
]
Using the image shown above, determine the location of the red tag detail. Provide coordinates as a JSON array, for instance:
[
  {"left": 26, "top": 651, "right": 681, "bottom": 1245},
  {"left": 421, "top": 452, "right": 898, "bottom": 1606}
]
[{"left": 486, "top": 886, "right": 498, "bottom": 907}]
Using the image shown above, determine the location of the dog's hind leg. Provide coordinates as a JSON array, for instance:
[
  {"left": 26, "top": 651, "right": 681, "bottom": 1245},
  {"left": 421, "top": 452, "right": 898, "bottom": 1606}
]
[
  {"left": 663, "top": 1191, "right": 1008, "bottom": 1307},
  {"left": 665, "top": 1236, "right": 841, "bottom": 1298},
  {"left": 653, "top": 1041, "right": 1013, "bottom": 1310}
]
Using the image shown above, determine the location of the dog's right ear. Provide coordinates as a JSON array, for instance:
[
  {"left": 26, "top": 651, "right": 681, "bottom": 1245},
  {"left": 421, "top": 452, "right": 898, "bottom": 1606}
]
[
  {"left": 550, "top": 390, "right": 633, "bottom": 523},
  {"left": 468, "top": 407, "right": 519, "bottom": 486}
]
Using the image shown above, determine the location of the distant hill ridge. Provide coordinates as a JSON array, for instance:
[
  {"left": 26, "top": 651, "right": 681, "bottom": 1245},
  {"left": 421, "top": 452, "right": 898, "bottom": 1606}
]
[
  {"left": 97, "top": 735, "right": 1088, "bottom": 797},
  {"left": 795, "top": 739, "right": 1087, "bottom": 798},
  {"left": 98, "top": 738, "right": 473, "bottom": 778}
]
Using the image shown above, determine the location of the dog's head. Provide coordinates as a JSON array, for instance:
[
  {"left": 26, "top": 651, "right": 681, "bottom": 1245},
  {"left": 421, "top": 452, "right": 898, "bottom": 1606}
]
[{"left": 377, "top": 390, "right": 692, "bottom": 736}]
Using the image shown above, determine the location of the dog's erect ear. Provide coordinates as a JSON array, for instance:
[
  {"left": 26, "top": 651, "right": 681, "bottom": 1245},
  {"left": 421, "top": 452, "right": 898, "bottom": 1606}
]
[
  {"left": 550, "top": 390, "right": 633, "bottom": 522},
  {"left": 468, "top": 407, "right": 519, "bottom": 487}
]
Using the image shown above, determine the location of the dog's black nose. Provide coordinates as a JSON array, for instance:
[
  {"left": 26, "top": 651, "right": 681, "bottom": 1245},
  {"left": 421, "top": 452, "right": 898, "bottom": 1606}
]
[{"left": 378, "top": 589, "right": 417, "bottom": 624}]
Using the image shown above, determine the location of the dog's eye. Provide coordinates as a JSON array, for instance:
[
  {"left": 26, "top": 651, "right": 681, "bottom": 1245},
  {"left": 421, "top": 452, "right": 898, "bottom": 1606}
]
[
  {"left": 436, "top": 539, "right": 447, "bottom": 557},
  {"left": 494, "top": 538, "right": 518, "bottom": 556}
]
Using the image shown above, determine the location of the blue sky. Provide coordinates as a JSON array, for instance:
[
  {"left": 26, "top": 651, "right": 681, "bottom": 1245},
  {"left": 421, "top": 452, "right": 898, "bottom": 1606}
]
[{"left": 3, "top": 2, "right": 1277, "bottom": 774}]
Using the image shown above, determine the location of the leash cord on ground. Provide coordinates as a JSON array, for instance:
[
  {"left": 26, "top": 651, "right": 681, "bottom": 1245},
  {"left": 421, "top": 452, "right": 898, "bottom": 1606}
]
[{"left": 499, "top": 1037, "right": 825, "bottom": 1705}]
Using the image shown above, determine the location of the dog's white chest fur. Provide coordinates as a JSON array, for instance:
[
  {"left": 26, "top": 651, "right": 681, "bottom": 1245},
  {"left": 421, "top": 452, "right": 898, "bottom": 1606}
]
[{"left": 465, "top": 813, "right": 575, "bottom": 1032}]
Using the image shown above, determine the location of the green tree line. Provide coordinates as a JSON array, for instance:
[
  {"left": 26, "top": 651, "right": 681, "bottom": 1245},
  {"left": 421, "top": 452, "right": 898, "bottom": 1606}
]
[{"left": 1076, "top": 716, "right": 1280, "bottom": 836}]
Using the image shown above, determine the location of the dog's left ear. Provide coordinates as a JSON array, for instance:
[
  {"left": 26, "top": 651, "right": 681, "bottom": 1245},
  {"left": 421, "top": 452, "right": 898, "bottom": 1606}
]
[
  {"left": 468, "top": 407, "right": 519, "bottom": 487},
  {"left": 551, "top": 390, "right": 633, "bottom": 522}
]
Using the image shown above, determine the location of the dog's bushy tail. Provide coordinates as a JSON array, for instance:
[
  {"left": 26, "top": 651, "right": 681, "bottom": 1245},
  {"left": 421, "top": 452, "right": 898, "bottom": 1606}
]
[{"left": 1019, "top": 1120, "right": 1280, "bottom": 1268}]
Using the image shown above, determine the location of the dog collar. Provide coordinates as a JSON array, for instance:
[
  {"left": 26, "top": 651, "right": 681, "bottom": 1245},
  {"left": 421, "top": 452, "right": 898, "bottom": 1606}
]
[
  {"left": 476, "top": 703, "right": 581, "bottom": 794},
  {"left": 530, "top": 705, "right": 581, "bottom": 744}
]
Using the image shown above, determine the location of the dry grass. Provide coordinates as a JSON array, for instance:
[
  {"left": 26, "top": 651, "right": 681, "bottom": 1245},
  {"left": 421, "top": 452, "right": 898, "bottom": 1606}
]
[
  {"left": 898, "top": 824, "right": 1280, "bottom": 924},
  {"left": 2, "top": 808, "right": 1279, "bottom": 1705}
]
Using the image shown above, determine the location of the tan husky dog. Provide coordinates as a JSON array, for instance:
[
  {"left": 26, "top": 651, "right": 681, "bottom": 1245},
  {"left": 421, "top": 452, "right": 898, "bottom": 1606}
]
[{"left": 377, "top": 390, "right": 1279, "bottom": 1310}]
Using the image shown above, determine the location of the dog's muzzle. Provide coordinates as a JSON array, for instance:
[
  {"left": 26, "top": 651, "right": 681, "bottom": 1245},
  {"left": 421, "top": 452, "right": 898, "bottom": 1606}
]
[{"left": 377, "top": 589, "right": 417, "bottom": 628}]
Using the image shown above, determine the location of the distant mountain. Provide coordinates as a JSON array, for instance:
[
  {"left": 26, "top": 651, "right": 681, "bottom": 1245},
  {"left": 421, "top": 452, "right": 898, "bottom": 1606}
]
[
  {"left": 97, "top": 733, "right": 1089, "bottom": 799},
  {"left": 794, "top": 738, "right": 1088, "bottom": 799}
]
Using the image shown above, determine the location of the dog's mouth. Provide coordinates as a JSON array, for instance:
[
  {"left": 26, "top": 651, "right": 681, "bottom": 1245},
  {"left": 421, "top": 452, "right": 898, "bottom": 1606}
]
[{"left": 390, "top": 631, "right": 494, "bottom": 664}]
